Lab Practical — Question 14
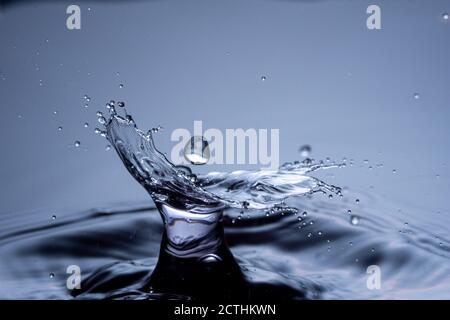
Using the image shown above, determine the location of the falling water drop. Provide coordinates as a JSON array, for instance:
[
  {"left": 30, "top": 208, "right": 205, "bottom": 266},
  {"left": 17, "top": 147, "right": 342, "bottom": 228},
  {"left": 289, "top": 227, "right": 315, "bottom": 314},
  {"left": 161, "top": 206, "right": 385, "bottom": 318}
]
[
  {"left": 443, "top": 13, "right": 449, "bottom": 20},
  {"left": 299, "top": 145, "right": 312, "bottom": 158},
  {"left": 57, "top": 126, "right": 63, "bottom": 132},
  {"left": 350, "top": 215, "right": 360, "bottom": 225},
  {"left": 74, "top": 141, "right": 81, "bottom": 147},
  {"left": 84, "top": 122, "right": 89, "bottom": 128},
  {"left": 413, "top": 93, "right": 420, "bottom": 100},
  {"left": 261, "top": 75, "right": 267, "bottom": 81},
  {"left": 51, "top": 215, "right": 56, "bottom": 220},
  {"left": 49, "top": 273, "right": 54, "bottom": 279},
  {"left": 184, "top": 136, "right": 210, "bottom": 165},
  {"left": 119, "top": 84, "right": 124, "bottom": 88}
]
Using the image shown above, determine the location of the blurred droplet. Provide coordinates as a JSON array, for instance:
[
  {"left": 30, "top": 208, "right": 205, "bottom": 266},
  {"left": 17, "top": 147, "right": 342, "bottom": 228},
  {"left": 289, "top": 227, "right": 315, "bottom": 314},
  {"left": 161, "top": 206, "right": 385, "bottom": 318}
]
[
  {"left": 299, "top": 145, "right": 311, "bottom": 158},
  {"left": 350, "top": 215, "right": 360, "bottom": 225}
]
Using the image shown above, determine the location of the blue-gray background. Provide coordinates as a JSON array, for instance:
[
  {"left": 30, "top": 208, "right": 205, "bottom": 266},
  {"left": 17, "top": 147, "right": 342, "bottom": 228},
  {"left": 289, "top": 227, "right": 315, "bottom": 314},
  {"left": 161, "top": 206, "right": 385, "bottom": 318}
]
[{"left": 0, "top": 0, "right": 449, "bottom": 234}]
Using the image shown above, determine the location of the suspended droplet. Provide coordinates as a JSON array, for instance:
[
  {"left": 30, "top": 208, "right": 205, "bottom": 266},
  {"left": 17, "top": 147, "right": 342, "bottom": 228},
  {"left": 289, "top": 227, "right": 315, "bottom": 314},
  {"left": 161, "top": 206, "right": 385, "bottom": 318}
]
[
  {"left": 443, "top": 13, "right": 449, "bottom": 20},
  {"left": 350, "top": 215, "right": 360, "bottom": 225},
  {"left": 57, "top": 126, "right": 63, "bottom": 131},
  {"left": 119, "top": 84, "right": 124, "bottom": 88},
  {"left": 355, "top": 199, "right": 360, "bottom": 204},
  {"left": 84, "top": 122, "right": 89, "bottom": 128},
  {"left": 105, "top": 145, "right": 111, "bottom": 151},
  {"left": 51, "top": 215, "right": 56, "bottom": 220},
  {"left": 299, "top": 145, "right": 311, "bottom": 158},
  {"left": 74, "top": 141, "right": 81, "bottom": 147},
  {"left": 261, "top": 75, "right": 267, "bottom": 81},
  {"left": 98, "top": 117, "right": 106, "bottom": 125},
  {"left": 392, "top": 169, "right": 397, "bottom": 174},
  {"left": 183, "top": 136, "right": 210, "bottom": 165},
  {"left": 413, "top": 93, "right": 420, "bottom": 99},
  {"left": 49, "top": 273, "right": 54, "bottom": 279}
]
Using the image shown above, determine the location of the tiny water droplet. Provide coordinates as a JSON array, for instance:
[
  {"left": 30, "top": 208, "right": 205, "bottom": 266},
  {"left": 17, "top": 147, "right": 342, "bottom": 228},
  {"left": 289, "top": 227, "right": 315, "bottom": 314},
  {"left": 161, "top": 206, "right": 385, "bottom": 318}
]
[
  {"left": 94, "top": 128, "right": 101, "bottom": 134},
  {"left": 74, "top": 141, "right": 81, "bottom": 147},
  {"left": 413, "top": 93, "right": 420, "bottom": 99},
  {"left": 261, "top": 75, "right": 266, "bottom": 81},
  {"left": 119, "top": 84, "right": 124, "bottom": 88},
  {"left": 57, "top": 126, "right": 63, "bottom": 131},
  {"left": 84, "top": 122, "right": 89, "bottom": 128},
  {"left": 355, "top": 199, "right": 360, "bottom": 204},
  {"left": 98, "top": 117, "right": 106, "bottom": 125},
  {"left": 184, "top": 136, "right": 210, "bottom": 165},
  {"left": 443, "top": 13, "right": 449, "bottom": 20},
  {"left": 392, "top": 169, "right": 397, "bottom": 174},
  {"left": 299, "top": 145, "right": 311, "bottom": 158},
  {"left": 96, "top": 111, "right": 103, "bottom": 117},
  {"left": 302, "top": 211, "right": 308, "bottom": 217},
  {"left": 105, "top": 145, "right": 111, "bottom": 151},
  {"left": 350, "top": 215, "right": 360, "bottom": 225},
  {"left": 49, "top": 273, "right": 54, "bottom": 279},
  {"left": 51, "top": 215, "right": 56, "bottom": 220}
]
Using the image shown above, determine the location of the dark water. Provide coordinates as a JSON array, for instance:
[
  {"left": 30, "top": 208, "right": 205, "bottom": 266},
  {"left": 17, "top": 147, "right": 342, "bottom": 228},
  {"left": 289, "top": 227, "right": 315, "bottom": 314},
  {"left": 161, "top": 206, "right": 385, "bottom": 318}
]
[
  {"left": 1, "top": 192, "right": 449, "bottom": 300},
  {"left": 0, "top": 104, "right": 449, "bottom": 300}
]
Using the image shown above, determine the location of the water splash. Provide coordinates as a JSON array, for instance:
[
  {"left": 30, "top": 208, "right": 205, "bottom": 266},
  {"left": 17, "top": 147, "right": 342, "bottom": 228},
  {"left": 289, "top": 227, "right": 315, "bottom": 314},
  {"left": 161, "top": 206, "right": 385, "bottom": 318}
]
[{"left": 101, "top": 102, "right": 343, "bottom": 215}]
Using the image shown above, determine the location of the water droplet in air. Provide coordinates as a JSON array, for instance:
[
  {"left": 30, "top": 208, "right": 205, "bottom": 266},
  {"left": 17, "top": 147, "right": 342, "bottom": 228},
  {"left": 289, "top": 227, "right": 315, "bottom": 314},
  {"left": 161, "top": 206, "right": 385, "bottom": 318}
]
[
  {"left": 57, "top": 126, "right": 63, "bottom": 131},
  {"left": 302, "top": 211, "right": 308, "bottom": 217},
  {"left": 94, "top": 128, "right": 101, "bottom": 134},
  {"left": 74, "top": 141, "right": 81, "bottom": 147},
  {"left": 392, "top": 169, "right": 397, "bottom": 174},
  {"left": 51, "top": 215, "right": 56, "bottom": 220},
  {"left": 98, "top": 117, "right": 106, "bottom": 125},
  {"left": 184, "top": 136, "right": 210, "bottom": 165},
  {"left": 261, "top": 75, "right": 266, "bottom": 81},
  {"left": 119, "top": 84, "right": 124, "bottom": 88},
  {"left": 443, "top": 13, "right": 449, "bottom": 20},
  {"left": 84, "top": 122, "right": 89, "bottom": 128},
  {"left": 350, "top": 215, "right": 360, "bottom": 225},
  {"left": 299, "top": 145, "right": 311, "bottom": 158},
  {"left": 49, "top": 273, "right": 54, "bottom": 279},
  {"left": 355, "top": 199, "right": 360, "bottom": 204},
  {"left": 413, "top": 93, "right": 420, "bottom": 99}
]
